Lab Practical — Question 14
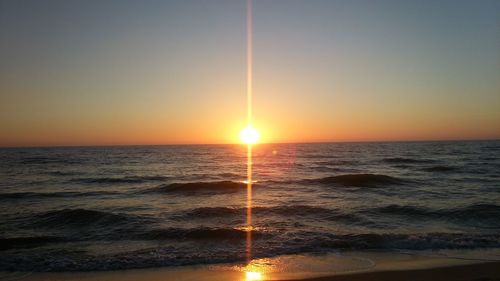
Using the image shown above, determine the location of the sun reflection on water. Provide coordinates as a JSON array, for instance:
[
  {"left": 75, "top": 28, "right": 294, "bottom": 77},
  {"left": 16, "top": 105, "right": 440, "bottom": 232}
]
[{"left": 242, "top": 261, "right": 266, "bottom": 281}]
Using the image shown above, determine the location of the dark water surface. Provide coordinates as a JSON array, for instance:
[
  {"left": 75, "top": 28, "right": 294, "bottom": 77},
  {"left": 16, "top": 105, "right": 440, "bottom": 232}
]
[{"left": 0, "top": 141, "right": 499, "bottom": 271}]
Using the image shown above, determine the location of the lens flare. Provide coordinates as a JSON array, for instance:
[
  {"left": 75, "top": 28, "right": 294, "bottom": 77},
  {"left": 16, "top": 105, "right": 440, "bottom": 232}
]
[
  {"left": 240, "top": 126, "right": 260, "bottom": 145},
  {"left": 244, "top": 0, "right": 255, "bottom": 268}
]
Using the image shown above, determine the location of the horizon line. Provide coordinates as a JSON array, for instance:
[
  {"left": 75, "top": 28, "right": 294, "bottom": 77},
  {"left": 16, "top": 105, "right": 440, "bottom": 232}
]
[{"left": 1, "top": 137, "right": 499, "bottom": 149}]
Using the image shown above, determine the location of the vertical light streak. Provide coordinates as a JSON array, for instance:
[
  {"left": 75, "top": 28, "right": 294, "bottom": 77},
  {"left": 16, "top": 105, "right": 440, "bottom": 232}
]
[
  {"left": 246, "top": 143, "right": 252, "bottom": 263},
  {"left": 245, "top": 0, "right": 254, "bottom": 265},
  {"left": 247, "top": 0, "right": 253, "bottom": 126}
]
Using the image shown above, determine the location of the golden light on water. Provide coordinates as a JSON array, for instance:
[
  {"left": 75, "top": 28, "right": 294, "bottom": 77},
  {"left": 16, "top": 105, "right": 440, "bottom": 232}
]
[
  {"left": 245, "top": 140, "right": 253, "bottom": 264},
  {"left": 242, "top": 258, "right": 269, "bottom": 281}
]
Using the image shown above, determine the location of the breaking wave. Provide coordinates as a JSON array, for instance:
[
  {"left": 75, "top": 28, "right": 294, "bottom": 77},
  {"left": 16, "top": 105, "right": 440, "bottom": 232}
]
[
  {"left": 1, "top": 232, "right": 499, "bottom": 272},
  {"left": 147, "top": 181, "right": 247, "bottom": 194},
  {"left": 305, "top": 232, "right": 500, "bottom": 250},
  {"left": 309, "top": 174, "right": 405, "bottom": 187},
  {"left": 139, "top": 227, "right": 260, "bottom": 241}
]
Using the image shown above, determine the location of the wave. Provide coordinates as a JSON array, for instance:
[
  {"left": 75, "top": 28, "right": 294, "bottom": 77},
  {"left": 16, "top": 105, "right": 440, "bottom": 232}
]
[
  {"left": 178, "top": 203, "right": 500, "bottom": 228},
  {"left": 19, "top": 156, "right": 81, "bottom": 165},
  {"left": 2, "top": 232, "right": 499, "bottom": 272},
  {"left": 47, "top": 171, "right": 81, "bottom": 176},
  {"left": 314, "top": 160, "right": 359, "bottom": 166},
  {"left": 33, "top": 209, "right": 137, "bottom": 227},
  {"left": 382, "top": 157, "right": 434, "bottom": 164},
  {"left": 253, "top": 205, "right": 362, "bottom": 222},
  {"left": 254, "top": 205, "right": 333, "bottom": 216},
  {"left": 310, "top": 232, "right": 500, "bottom": 250},
  {"left": 176, "top": 207, "right": 243, "bottom": 219},
  {"left": 174, "top": 205, "right": 363, "bottom": 224},
  {"left": 217, "top": 172, "right": 241, "bottom": 178},
  {"left": 447, "top": 204, "right": 500, "bottom": 222},
  {"left": 0, "top": 236, "right": 65, "bottom": 250},
  {"left": 147, "top": 181, "right": 247, "bottom": 195},
  {"left": 422, "top": 166, "right": 457, "bottom": 172},
  {"left": 139, "top": 227, "right": 258, "bottom": 241},
  {"left": 302, "top": 154, "right": 337, "bottom": 159},
  {"left": 70, "top": 175, "right": 169, "bottom": 184},
  {"left": 370, "top": 204, "right": 500, "bottom": 227},
  {"left": 373, "top": 204, "right": 433, "bottom": 217},
  {"left": 254, "top": 205, "right": 363, "bottom": 223},
  {"left": 179, "top": 205, "right": 335, "bottom": 218},
  {"left": 0, "top": 191, "right": 118, "bottom": 200},
  {"left": 309, "top": 174, "right": 405, "bottom": 187}
]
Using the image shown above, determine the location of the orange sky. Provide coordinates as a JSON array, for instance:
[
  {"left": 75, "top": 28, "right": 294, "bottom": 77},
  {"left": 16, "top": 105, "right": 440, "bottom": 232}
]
[{"left": 1, "top": 1, "right": 499, "bottom": 147}]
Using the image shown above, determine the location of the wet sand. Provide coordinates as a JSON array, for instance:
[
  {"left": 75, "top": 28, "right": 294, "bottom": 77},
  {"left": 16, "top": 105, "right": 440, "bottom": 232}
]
[
  {"left": 3, "top": 250, "right": 500, "bottom": 281},
  {"left": 285, "top": 262, "right": 500, "bottom": 281}
]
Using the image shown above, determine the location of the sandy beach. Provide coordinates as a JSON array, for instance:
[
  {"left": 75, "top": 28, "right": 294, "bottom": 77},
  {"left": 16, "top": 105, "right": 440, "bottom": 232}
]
[
  {"left": 3, "top": 249, "right": 499, "bottom": 281},
  {"left": 287, "top": 262, "right": 500, "bottom": 281}
]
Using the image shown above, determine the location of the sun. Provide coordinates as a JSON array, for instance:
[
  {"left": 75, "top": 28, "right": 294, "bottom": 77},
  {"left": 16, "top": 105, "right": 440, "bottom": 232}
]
[
  {"left": 240, "top": 126, "right": 260, "bottom": 144},
  {"left": 245, "top": 271, "right": 262, "bottom": 280}
]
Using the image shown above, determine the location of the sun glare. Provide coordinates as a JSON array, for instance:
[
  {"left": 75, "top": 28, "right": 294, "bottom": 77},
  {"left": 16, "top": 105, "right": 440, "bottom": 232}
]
[
  {"left": 245, "top": 271, "right": 263, "bottom": 281},
  {"left": 240, "top": 126, "right": 260, "bottom": 145}
]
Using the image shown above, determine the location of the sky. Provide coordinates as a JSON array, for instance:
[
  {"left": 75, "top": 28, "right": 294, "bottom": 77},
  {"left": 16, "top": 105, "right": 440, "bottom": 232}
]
[{"left": 0, "top": 0, "right": 499, "bottom": 147}]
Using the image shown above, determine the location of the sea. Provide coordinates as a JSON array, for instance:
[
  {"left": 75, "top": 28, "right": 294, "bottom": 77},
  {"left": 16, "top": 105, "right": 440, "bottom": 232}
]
[{"left": 0, "top": 141, "right": 499, "bottom": 272}]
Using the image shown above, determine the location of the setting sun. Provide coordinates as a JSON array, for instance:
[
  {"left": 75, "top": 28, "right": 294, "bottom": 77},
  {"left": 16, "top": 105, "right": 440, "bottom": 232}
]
[
  {"left": 245, "top": 271, "right": 263, "bottom": 281},
  {"left": 240, "top": 126, "right": 260, "bottom": 145}
]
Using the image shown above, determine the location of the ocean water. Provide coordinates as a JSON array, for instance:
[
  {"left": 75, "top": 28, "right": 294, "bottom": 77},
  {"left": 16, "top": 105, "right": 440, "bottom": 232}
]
[{"left": 0, "top": 141, "right": 499, "bottom": 271}]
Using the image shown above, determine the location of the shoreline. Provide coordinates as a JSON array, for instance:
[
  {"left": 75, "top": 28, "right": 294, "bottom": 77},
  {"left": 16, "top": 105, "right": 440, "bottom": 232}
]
[
  {"left": 4, "top": 262, "right": 500, "bottom": 281},
  {"left": 286, "top": 261, "right": 500, "bottom": 281},
  {"left": 3, "top": 249, "right": 500, "bottom": 281}
]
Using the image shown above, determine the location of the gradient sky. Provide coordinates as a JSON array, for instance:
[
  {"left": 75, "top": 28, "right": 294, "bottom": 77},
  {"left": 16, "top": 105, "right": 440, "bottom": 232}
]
[{"left": 1, "top": 0, "right": 499, "bottom": 146}]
